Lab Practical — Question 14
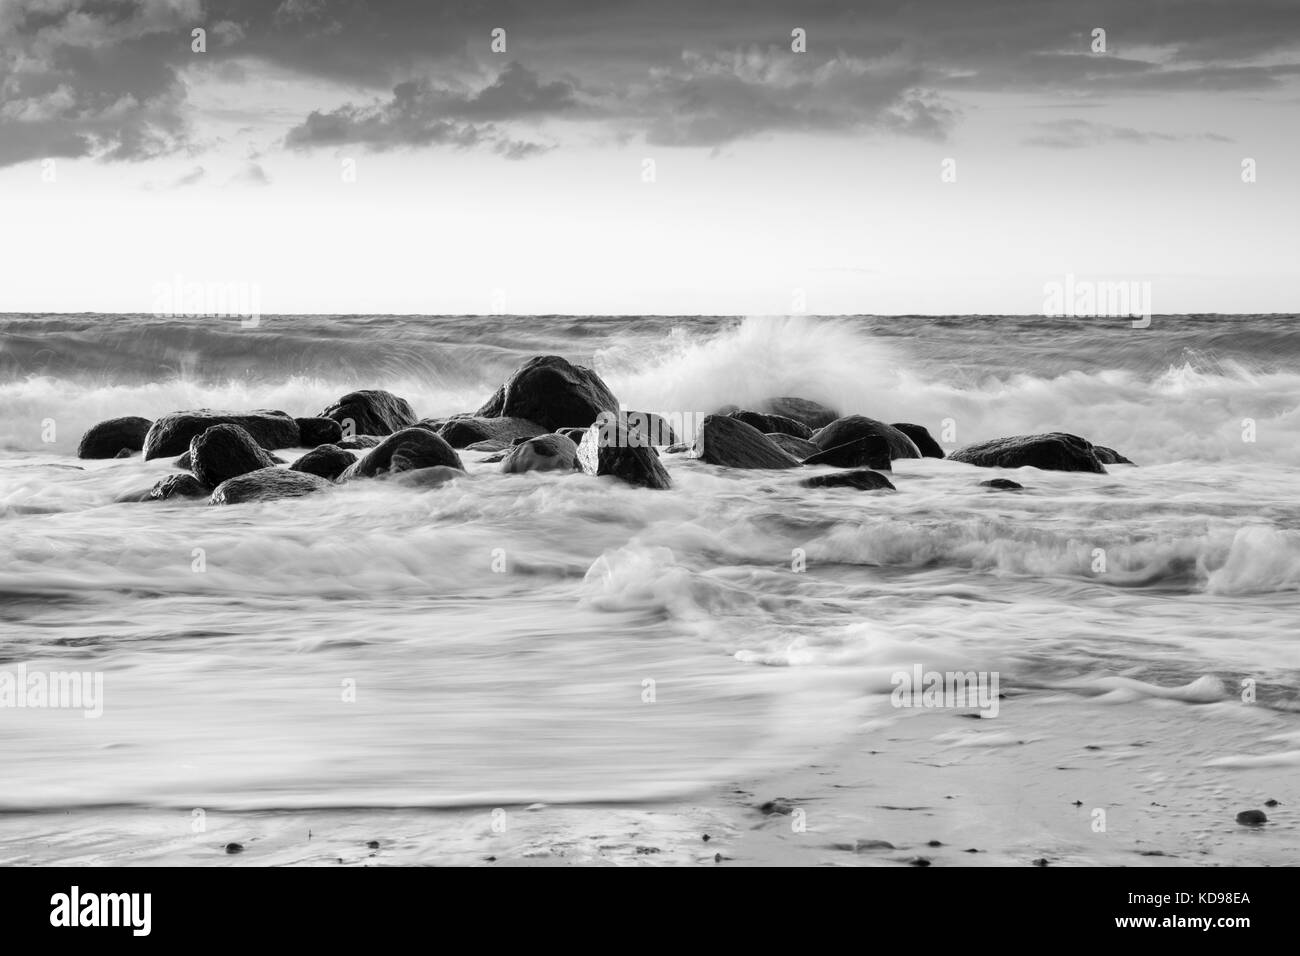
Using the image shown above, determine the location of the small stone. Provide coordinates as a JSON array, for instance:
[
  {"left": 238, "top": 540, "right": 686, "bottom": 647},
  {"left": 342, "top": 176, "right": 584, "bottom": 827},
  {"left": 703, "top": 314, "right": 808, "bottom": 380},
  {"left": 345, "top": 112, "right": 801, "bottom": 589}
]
[
  {"left": 1236, "top": 810, "right": 1267, "bottom": 826},
  {"left": 225, "top": 842, "right": 244, "bottom": 854},
  {"left": 367, "top": 840, "right": 380, "bottom": 849}
]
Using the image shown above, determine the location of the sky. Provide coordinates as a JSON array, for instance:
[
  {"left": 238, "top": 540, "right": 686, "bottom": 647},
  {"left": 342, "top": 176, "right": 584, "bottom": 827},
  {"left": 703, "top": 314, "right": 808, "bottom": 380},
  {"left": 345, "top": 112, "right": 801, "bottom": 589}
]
[{"left": 0, "top": 0, "right": 1297, "bottom": 315}]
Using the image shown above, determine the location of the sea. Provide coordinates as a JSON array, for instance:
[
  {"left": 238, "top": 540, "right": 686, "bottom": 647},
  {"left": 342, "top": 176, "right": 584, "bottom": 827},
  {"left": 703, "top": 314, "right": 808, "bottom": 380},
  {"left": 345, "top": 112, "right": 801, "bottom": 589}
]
[{"left": 0, "top": 312, "right": 1297, "bottom": 847}]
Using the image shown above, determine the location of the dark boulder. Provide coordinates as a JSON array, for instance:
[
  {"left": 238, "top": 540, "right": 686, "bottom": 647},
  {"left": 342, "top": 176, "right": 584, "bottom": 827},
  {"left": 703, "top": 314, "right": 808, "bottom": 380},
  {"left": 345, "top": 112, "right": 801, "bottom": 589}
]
[
  {"left": 319, "top": 389, "right": 417, "bottom": 437},
  {"left": 464, "top": 439, "right": 510, "bottom": 452},
  {"left": 692, "top": 415, "right": 802, "bottom": 469},
  {"left": 339, "top": 427, "right": 464, "bottom": 480},
  {"left": 149, "top": 473, "right": 211, "bottom": 500},
  {"left": 765, "top": 433, "right": 820, "bottom": 460},
  {"left": 801, "top": 470, "right": 896, "bottom": 491},
  {"left": 502, "top": 434, "right": 579, "bottom": 474},
  {"left": 577, "top": 425, "right": 671, "bottom": 489},
  {"left": 979, "top": 478, "right": 1024, "bottom": 491},
  {"left": 729, "top": 410, "right": 812, "bottom": 439},
  {"left": 438, "top": 416, "right": 546, "bottom": 449},
  {"left": 290, "top": 444, "right": 356, "bottom": 481},
  {"left": 811, "top": 416, "right": 920, "bottom": 460},
  {"left": 802, "top": 436, "right": 892, "bottom": 470},
  {"left": 891, "top": 422, "right": 945, "bottom": 459},
  {"left": 556, "top": 427, "right": 589, "bottom": 446},
  {"left": 1094, "top": 445, "right": 1135, "bottom": 466},
  {"left": 295, "top": 416, "right": 343, "bottom": 447},
  {"left": 948, "top": 433, "right": 1107, "bottom": 473},
  {"left": 189, "top": 424, "right": 280, "bottom": 487},
  {"left": 619, "top": 411, "right": 679, "bottom": 446},
  {"left": 209, "top": 467, "right": 332, "bottom": 505},
  {"left": 337, "top": 435, "right": 382, "bottom": 450},
  {"left": 174, "top": 451, "right": 191, "bottom": 469},
  {"left": 476, "top": 355, "right": 618, "bottom": 431},
  {"left": 143, "top": 409, "right": 299, "bottom": 459},
  {"left": 387, "top": 466, "right": 467, "bottom": 489},
  {"left": 77, "top": 416, "right": 152, "bottom": 459},
  {"left": 113, "top": 448, "right": 132, "bottom": 459},
  {"left": 757, "top": 397, "right": 839, "bottom": 431}
]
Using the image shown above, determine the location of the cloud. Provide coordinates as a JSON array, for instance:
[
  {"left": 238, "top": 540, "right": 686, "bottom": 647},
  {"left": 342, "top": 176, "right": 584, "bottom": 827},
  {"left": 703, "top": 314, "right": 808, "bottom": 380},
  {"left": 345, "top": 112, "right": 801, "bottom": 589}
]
[
  {"left": 174, "top": 164, "right": 206, "bottom": 186},
  {"left": 232, "top": 160, "right": 270, "bottom": 184},
  {"left": 283, "top": 62, "right": 566, "bottom": 156},
  {"left": 1023, "top": 119, "right": 1237, "bottom": 148}
]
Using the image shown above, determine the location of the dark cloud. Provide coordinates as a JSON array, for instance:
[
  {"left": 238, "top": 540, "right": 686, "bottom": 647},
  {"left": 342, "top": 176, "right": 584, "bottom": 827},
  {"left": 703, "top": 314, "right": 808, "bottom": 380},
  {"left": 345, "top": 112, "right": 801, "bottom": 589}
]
[{"left": 2, "top": 0, "right": 1299, "bottom": 167}]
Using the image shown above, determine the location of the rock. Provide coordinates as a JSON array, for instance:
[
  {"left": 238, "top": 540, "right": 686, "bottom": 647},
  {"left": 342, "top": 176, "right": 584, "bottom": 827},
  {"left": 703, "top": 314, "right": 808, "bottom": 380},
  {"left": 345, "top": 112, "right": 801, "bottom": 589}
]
[
  {"left": 77, "top": 416, "right": 153, "bottom": 459},
  {"left": 143, "top": 409, "right": 299, "bottom": 459},
  {"left": 1235, "top": 810, "right": 1268, "bottom": 826},
  {"left": 149, "top": 473, "right": 211, "bottom": 500},
  {"left": 476, "top": 355, "right": 619, "bottom": 431},
  {"left": 812, "top": 416, "right": 921, "bottom": 459},
  {"left": 948, "top": 433, "right": 1107, "bottom": 473},
  {"left": 891, "top": 422, "right": 945, "bottom": 458},
  {"left": 692, "top": 415, "right": 802, "bottom": 469},
  {"left": 387, "top": 465, "right": 467, "bottom": 488},
  {"left": 290, "top": 444, "right": 357, "bottom": 480},
  {"left": 765, "top": 433, "right": 820, "bottom": 460},
  {"left": 756, "top": 397, "right": 839, "bottom": 431},
  {"left": 209, "top": 467, "right": 332, "bottom": 504},
  {"left": 174, "top": 451, "right": 191, "bottom": 469},
  {"left": 728, "top": 410, "right": 812, "bottom": 439},
  {"left": 319, "top": 389, "right": 417, "bottom": 437},
  {"left": 619, "top": 411, "right": 679, "bottom": 446},
  {"left": 802, "top": 436, "right": 892, "bottom": 470},
  {"left": 294, "top": 416, "right": 343, "bottom": 447},
  {"left": 337, "top": 435, "right": 383, "bottom": 450},
  {"left": 664, "top": 443, "right": 690, "bottom": 454},
  {"left": 113, "top": 448, "right": 132, "bottom": 459},
  {"left": 480, "top": 452, "right": 507, "bottom": 464},
  {"left": 980, "top": 478, "right": 1024, "bottom": 491},
  {"left": 189, "top": 423, "right": 280, "bottom": 487},
  {"left": 113, "top": 487, "right": 155, "bottom": 503},
  {"left": 577, "top": 424, "right": 671, "bottom": 489},
  {"left": 556, "top": 427, "right": 589, "bottom": 446},
  {"left": 1094, "top": 445, "right": 1135, "bottom": 466},
  {"left": 464, "top": 439, "right": 510, "bottom": 452},
  {"left": 502, "top": 434, "right": 579, "bottom": 474},
  {"left": 801, "top": 470, "right": 896, "bottom": 491},
  {"left": 339, "top": 427, "right": 464, "bottom": 480},
  {"left": 438, "top": 416, "right": 547, "bottom": 449}
]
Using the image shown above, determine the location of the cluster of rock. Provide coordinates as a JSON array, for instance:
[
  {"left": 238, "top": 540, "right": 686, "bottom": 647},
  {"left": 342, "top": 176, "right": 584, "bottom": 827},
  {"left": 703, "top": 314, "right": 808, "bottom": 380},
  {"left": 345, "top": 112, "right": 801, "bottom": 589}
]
[{"left": 86, "top": 353, "right": 1134, "bottom": 505}]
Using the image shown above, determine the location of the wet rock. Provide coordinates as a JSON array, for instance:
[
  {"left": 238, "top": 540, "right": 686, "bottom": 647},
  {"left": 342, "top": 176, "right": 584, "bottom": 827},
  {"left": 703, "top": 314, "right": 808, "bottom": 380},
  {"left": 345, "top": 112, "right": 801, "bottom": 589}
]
[
  {"left": 502, "top": 433, "right": 579, "bottom": 474},
  {"left": 765, "top": 433, "right": 820, "bottom": 460},
  {"left": 149, "top": 473, "right": 211, "bottom": 500},
  {"left": 337, "top": 435, "right": 382, "bottom": 450},
  {"left": 339, "top": 427, "right": 464, "bottom": 480},
  {"left": 476, "top": 355, "right": 619, "bottom": 431},
  {"left": 295, "top": 416, "right": 344, "bottom": 447},
  {"left": 729, "top": 410, "right": 812, "bottom": 439},
  {"left": 143, "top": 409, "right": 299, "bottom": 459},
  {"left": 802, "top": 436, "right": 892, "bottom": 469},
  {"left": 618, "top": 411, "right": 679, "bottom": 446},
  {"left": 576, "top": 424, "right": 671, "bottom": 489},
  {"left": 209, "top": 467, "right": 332, "bottom": 505},
  {"left": 948, "top": 432, "right": 1107, "bottom": 473},
  {"left": 77, "top": 416, "right": 153, "bottom": 459},
  {"left": 801, "top": 469, "right": 896, "bottom": 491},
  {"left": 174, "top": 451, "right": 191, "bottom": 469},
  {"left": 1236, "top": 810, "right": 1268, "bottom": 826},
  {"left": 112, "top": 448, "right": 132, "bottom": 459},
  {"left": 555, "top": 427, "right": 589, "bottom": 446},
  {"left": 290, "top": 444, "right": 357, "bottom": 480},
  {"left": 891, "top": 422, "right": 945, "bottom": 458},
  {"left": 387, "top": 465, "right": 467, "bottom": 488},
  {"left": 758, "top": 798, "right": 798, "bottom": 816},
  {"left": 464, "top": 439, "right": 510, "bottom": 452},
  {"left": 812, "top": 416, "right": 921, "bottom": 460},
  {"left": 980, "top": 478, "right": 1024, "bottom": 490},
  {"left": 225, "top": 843, "right": 244, "bottom": 854},
  {"left": 908, "top": 857, "right": 932, "bottom": 867},
  {"left": 438, "top": 415, "right": 547, "bottom": 449},
  {"left": 756, "top": 397, "right": 839, "bottom": 431},
  {"left": 692, "top": 415, "right": 801, "bottom": 469},
  {"left": 189, "top": 423, "right": 280, "bottom": 487},
  {"left": 319, "top": 389, "right": 417, "bottom": 437},
  {"left": 1094, "top": 445, "right": 1135, "bottom": 466}
]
